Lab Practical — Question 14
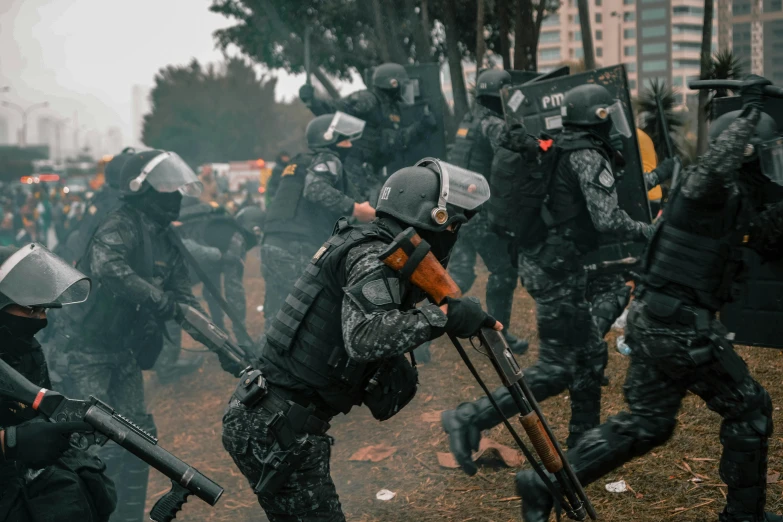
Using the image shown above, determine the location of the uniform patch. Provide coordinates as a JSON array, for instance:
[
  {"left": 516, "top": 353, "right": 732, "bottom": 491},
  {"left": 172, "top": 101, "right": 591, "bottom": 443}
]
[
  {"left": 282, "top": 164, "right": 297, "bottom": 177},
  {"left": 101, "top": 231, "right": 124, "bottom": 246},
  {"left": 313, "top": 245, "right": 328, "bottom": 261},
  {"left": 362, "top": 279, "right": 393, "bottom": 306},
  {"left": 598, "top": 169, "right": 615, "bottom": 188},
  {"left": 456, "top": 127, "right": 469, "bottom": 138},
  {"left": 389, "top": 114, "right": 401, "bottom": 123}
]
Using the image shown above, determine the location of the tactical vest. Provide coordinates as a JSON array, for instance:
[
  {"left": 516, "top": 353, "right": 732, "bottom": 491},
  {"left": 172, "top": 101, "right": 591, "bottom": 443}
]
[
  {"left": 261, "top": 219, "right": 406, "bottom": 415},
  {"left": 545, "top": 132, "right": 612, "bottom": 251},
  {"left": 350, "top": 90, "right": 401, "bottom": 169},
  {"left": 642, "top": 190, "right": 748, "bottom": 311},
  {"left": 263, "top": 152, "right": 346, "bottom": 246},
  {"left": 448, "top": 111, "right": 494, "bottom": 178}
]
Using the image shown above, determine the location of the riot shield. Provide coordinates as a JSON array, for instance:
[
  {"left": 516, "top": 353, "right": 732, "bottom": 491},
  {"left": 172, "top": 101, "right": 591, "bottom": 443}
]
[
  {"left": 713, "top": 95, "right": 783, "bottom": 348},
  {"left": 500, "top": 64, "right": 652, "bottom": 225}
]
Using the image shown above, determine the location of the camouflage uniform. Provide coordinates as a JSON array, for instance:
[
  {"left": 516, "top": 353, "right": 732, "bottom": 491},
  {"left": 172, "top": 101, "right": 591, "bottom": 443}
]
[
  {"left": 59, "top": 203, "right": 209, "bottom": 522},
  {"left": 308, "top": 90, "right": 433, "bottom": 201},
  {"left": 261, "top": 150, "right": 356, "bottom": 331},
  {"left": 542, "top": 107, "right": 783, "bottom": 522},
  {"left": 448, "top": 105, "right": 518, "bottom": 332},
  {"left": 224, "top": 221, "right": 445, "bottom": 521}
]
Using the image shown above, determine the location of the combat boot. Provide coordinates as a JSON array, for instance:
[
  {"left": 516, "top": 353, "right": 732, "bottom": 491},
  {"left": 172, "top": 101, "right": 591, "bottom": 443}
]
[
  {"left": 516, "top": 469, "right": 554, "bottom": 522},
  {"left": 719, "top": 485, "right": 783, "bottom": 522},
  {"left": 441, "top": 387, "right": 519, "bottom": 475},
  {"left": 504, "top": 332, "right": 529, "bottom": 355}
]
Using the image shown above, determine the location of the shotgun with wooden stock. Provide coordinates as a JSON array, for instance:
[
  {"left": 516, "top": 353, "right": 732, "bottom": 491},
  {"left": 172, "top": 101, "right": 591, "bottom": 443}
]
[{"left": 379, "top": 227, "right": 597, "bottom": 521}]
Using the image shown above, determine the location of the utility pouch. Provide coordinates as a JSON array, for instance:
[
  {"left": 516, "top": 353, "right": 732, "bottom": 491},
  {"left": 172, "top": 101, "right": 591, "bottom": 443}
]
[
  {"left": 253, "top": 412, "right": 313, "bottom": 500},
  {"left": 233, "top": 368, "right": 268, "bottom": 408},
  {"left": 709, "top": 332, "right": 747, "bottom": 384},
  {"left": 363, "top": 355, "right": 419, "bottom": 421},
  {"left": 537, "top": 235, "right": 580, "bottom": 276},
  {"left": 643, "top": 292, "right": 682, "bottom": 323}
]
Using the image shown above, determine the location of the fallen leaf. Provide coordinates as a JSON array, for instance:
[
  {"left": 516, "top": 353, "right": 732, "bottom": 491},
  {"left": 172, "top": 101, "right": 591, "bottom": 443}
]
[
  {"left": 768, "top": 472, "right": 780, "bottom": 484},
  {"left": 349, "top": 444, "right": 397, "bottom": 462},
  {"left": 420, "top": 411, "right": 444, "bottom": 423},
  {"left": 423, "top": 394, "right": 434, "bottom": 403},
  {"left": 437, "top": 452, "right": 460, "bottom": 469},
  {"left": 436, "top": 438, "right": 524, "bottom": 469}
]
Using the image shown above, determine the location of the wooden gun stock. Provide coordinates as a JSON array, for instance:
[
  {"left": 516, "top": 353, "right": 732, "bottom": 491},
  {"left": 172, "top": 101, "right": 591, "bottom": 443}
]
[{"left": 378, "top": 227, "right": 461, "bottom": 305}]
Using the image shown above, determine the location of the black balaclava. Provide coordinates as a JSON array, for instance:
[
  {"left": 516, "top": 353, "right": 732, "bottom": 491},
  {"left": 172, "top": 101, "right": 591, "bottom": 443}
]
[
  {"left": 477, "top": 96, "right": 503, "bottom": 117},
  {"left": 126, "top": 189, "right": 183, "bottom": 226},
  {"left": 0, "top": 310, "right": 48, "bottom": 357}
]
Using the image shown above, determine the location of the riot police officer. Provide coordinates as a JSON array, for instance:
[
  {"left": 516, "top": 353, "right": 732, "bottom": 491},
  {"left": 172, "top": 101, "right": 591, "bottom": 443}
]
[
  {"left": 261, "top": 112, "right": 375, "bottom": 330},
  {"left": 516, "top": 76, "right": 783, "bottom": 522},
  {"left": 299, "top": 62, "right": 438, "bottom": 201},
  {"left": 223, "top": 159, "right": 499, "bottom": 522},
  {"left": 59, "top": 149, "right": 241, "bottom": 522},
  {"left": 447, "top": 68, "right": 528, "bottom": 354},
  {"left": 0, "top": 243, "right": 116, "bottom": 522},
  {"left": 442, "top": 83, "right": 657, "bottom": 475}
]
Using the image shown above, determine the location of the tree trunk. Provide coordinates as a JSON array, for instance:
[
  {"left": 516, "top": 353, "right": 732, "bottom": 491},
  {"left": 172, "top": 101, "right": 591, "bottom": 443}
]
[
  {"left": 405, "top": 0, "right": 433, "bottom": 62},
  {"left": 498, "top": 0, "right": 511, "bottom": 69},
  {"left": 443, "top": 0, "right": 470, "bottom": 122},
  {"left": 383, "top": 0, "right": 409, "bottom": 64},
  {"left": 476, "top": 0, "right": 487, "bottom": 70},
  {"left": 371, "top": 0, "right": 393, "bottom": 62},
  {"left": 514, "top": 0, "right": 537, "bottom": 71},
  {"left": 697, "top": 0, "right": 714, "bottom": 155},
  {"left": 577, "top": 0, "right": 596, "bottom": 70}
]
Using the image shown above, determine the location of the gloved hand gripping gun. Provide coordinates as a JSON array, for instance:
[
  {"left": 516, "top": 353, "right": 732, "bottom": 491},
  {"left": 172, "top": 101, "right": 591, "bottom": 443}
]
[
  {"left": 178, "top": 303, "right": 256, "bottom": 375},
  {"left": 379, "top": 227, "right": 597, "bottom": 521},
  {"left": 0, "top": 357, "right": 223, "bottom": 522}
]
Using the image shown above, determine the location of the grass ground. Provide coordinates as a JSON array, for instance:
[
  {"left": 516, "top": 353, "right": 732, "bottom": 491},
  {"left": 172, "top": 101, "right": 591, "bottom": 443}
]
[{"left": 144, "top": 250, "right": 783, "bottom": 521}]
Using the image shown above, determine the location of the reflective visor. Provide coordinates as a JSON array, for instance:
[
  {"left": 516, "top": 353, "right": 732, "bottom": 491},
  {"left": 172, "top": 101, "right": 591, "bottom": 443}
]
[
  {"left": 759, "top": 138, "right": 783, "bottom": 186},
  {"left": 325, "top": 111, "right": 366, "bottom": 142},
  {"left": 607, "top": 100, "right": 632, "bottom": 138},
  {"left": 138, "top": 152, "right": 203, "bottom": 197},
  {"left": 0, "top": 243, "right": 91, "bottom": 308},
  {"left": 414, "top": 158, "right": 490, "bottom": 211}
]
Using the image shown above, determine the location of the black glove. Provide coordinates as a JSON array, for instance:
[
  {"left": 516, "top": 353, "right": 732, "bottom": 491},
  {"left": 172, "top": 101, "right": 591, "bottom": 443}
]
[
  {"left": 652, "top": 157, "right": 675, "bottom": 184},
  {"left": 443, "top": 297, "right": 497, "bottom": 338},
  {"left": 4, "top": 421, "right": 92, "bottom": 468},
  {"left": 299, "top": 84, "right": 315, "bottom": 104},
  {"left": 156, "top": 291, "right": 178, "bottom": 321},
  {"left": 217, "top": 352, "right": 245, "bottom": 377},
  {"left": 741, "top": 74, "right": 772, "bottom": 111},
  {"left": 500, "top": 124, "right": 530, "bottom": 153}
]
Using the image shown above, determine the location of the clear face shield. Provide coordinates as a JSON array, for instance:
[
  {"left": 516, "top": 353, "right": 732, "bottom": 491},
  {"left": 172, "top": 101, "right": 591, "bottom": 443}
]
[
  {"left": 324, "top": 111, "right": 366, "bottom": 144},
  {"left": 758, "top": 138, "right": 783, "bottom": 186},
  {"left": 414, "top": 158, "right": 491, "bottom": 226},
  {"left": 0, "top": 243, "right": 91, "bottom": 310},
  {"left": 129, "top": 152, "right": 203, "bottom": 197},
  {"left": 605, "top": 100, "right": 633, "bottom": 138},
  {"left": 399, "top": 79, "right": 418, "bottom": 105}
]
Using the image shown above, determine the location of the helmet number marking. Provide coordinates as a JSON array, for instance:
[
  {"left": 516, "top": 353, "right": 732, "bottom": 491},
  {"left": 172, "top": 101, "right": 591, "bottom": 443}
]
[{"left": 380, "top": 187, "right": 391, "bottom": 200}]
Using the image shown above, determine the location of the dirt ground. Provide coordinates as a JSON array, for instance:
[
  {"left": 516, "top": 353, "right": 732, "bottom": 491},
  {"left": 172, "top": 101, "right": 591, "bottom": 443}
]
[{"left": 144, "top": 250, "right": 783, "bottom": 522}]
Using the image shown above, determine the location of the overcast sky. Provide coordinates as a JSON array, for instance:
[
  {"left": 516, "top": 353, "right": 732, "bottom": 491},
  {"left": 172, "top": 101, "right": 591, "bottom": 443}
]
[{"left": 0, "top": 0, "right": 361, "bottom": 151}]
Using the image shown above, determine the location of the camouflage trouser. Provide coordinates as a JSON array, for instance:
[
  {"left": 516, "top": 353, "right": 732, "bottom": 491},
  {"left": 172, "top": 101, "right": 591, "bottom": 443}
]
[
  {"left": 518, "top": 250, "right": 605, "bottom": 446},
  {"left": 222, "top": 403, "right": 344, "bottom": 522},
  {"left": 448, "top": 214, "right": 518, "bottom": 329},
  {"left": 566, "top": 298, "right": 772, "bottom": 521},
  {"left": 586, "top": 272, "right": 631, "bottom": 338},
  {"left": 261, "top": 241, "right": 318, "bottom": 333},
  {"left": 65, "top": 344, "right": 153, "bottom": 522}
]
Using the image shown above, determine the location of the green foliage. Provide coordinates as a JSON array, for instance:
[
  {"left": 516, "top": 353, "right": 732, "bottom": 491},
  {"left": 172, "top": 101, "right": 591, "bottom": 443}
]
[
  {"left": 702, "top": 49, "right": 746, "bottom": 119},
  {"left": 634, "top": 79, "right": 688, "bottom": 161},
  {"left": 141, "top": 58, "right": 311, "bottom": 168}
]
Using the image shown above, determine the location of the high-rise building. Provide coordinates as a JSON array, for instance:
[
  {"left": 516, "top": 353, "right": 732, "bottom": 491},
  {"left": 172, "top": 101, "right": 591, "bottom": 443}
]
[
  {"left": 0, "top": 115, "right": 8, "bottom": 145},
  {"left": 537, "top": 0, "right": 716, "bottom": 105},
  {"left": 37, "top": 116, "right": 56, "bottom": 153},
  {"left": 719, "top": 0, "right": 783, "bottom": 83}
]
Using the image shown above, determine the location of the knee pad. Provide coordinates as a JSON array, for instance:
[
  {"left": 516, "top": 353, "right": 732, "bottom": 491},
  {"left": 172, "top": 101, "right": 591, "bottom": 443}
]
[{"left": 719, "top": 394, "right": 772, "bottom": 487}]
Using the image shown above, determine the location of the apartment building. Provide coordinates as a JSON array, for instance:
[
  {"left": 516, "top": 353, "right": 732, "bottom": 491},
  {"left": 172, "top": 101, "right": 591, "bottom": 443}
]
[{"left": 719, "top": 0, "right": 783, "bottom": 83}]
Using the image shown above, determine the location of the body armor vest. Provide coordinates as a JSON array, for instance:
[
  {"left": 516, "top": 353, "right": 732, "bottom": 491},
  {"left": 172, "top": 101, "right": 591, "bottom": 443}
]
[
  {"left": 643, "top": 189, "right": 749, "bottom": 311},
  {"left": 350, "top": 90, "right": 401, "bottom": 170},
  {"left": 261, "top": 219, "right": 405, "bottom": 416},
  {"left": 264, "top": 152, "right": 346, "bottom": 247},
  {"left": 545, "top": 132, "right": 610, "bottom": 251},
  {"left": 448, "top": 111, "right": 494, "bottom": 178}
]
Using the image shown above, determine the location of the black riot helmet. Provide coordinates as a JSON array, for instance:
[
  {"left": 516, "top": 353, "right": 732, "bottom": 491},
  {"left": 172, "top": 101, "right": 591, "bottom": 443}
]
[
  {"left": 376, "top": 158, "right": 490, "bottom": 264},
  {"left": 306, "top": 112, "right": 366, "bottom": 150},
  {"left": 235, "top": 206, "right": 265, "bottom": 247},
  {"left": 115, "top": 149, "right": 203, "bottom": 197},
  {"left": 0, "top": 243, "right": 91, "bottom": 311},
  {"left": 476, "top": 69, "right": 512, "bottom": 115},
  {"left": 561, "top": 84, "right": 632, "bottom": 139},
  {"left": 372, "top": 63, "right": 414, "bottom": 104},
  {"left": 710, "top": 110, "right": 783, "bottom": 186},
  {"left": 104, "top": 147, "right": 136, "bottom": 190}
]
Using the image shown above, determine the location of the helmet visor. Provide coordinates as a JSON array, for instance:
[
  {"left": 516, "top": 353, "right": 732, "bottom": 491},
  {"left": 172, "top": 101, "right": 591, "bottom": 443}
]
[
  {"left": 607, "top": 100, "right": 633, "bottom": 138},
  {"left": 325, "top": 111, "right": 366, "bottom": 142},
  {"left": 414, "top": 158, "right": 490, "bottom": 211},
  {"left": 400, "top": 80, "right": 417, "bottom": 105},
  {"left": 0, "top": 243, "right": 91, "bottom": 308},
  {"left": 759, "top": 138, "right": 783, "bottom": 186},
  {"left": 143, "top": 152, "right": 203, "bottom": 196}
]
